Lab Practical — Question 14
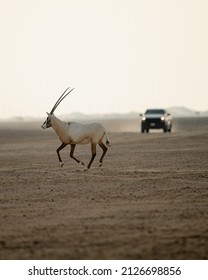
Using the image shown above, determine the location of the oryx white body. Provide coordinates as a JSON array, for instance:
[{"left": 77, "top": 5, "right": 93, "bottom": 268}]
[
  {"left": 41, "top": 87, "right": 110, "bottom": 169},
  {"left": 51, "top": 115, "right": 107, "bottom": 145}
]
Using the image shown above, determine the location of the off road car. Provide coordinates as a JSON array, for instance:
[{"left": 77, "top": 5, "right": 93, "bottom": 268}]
[{"left": 140, "top": 109, "right": 172, "bottom": 133}]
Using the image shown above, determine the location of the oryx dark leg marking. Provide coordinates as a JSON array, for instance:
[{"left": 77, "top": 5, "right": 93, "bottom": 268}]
[
  {"left": 56, "top": 142, "right": 67, "bottom": 167},
  {"left": 87, "top": 143, "right": 97, "bottom": 169},
  {"left": 98, "top": 142, "right": 108, "bottom": 167},
  {"left": 70, "top": 144, "right": 85, "bottom": 165}
]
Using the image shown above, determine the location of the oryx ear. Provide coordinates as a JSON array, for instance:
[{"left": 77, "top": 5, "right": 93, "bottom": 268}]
[{"left": 46, "top": 112, "right": 49, "bottom": 115}]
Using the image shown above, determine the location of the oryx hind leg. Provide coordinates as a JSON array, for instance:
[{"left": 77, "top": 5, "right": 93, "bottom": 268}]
[
  {"left": 70, "top": 144, "right": 85, "bottom": 166},
  {"left": 98, "top": 141, "right": 108, "bottom": 167},
  {"left": 56, "top": 142, "right": 67, "bottom": 167},
  {"left": 87, "top": 143, "right": 97, "bottom": 169}
]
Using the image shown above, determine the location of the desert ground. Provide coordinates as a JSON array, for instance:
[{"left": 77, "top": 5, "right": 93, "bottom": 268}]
[{"left": 0, "top": 117, "right": 208, "bottom": 259}]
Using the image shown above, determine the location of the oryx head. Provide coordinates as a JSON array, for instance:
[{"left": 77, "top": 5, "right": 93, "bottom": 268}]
[{"left": 41, "top": 87, "right": 74, "bottom": 129}]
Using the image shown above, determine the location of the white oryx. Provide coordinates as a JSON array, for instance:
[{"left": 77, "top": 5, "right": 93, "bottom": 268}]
[{"left": 41, "top": 87, "right": 110, "bottom": 169}]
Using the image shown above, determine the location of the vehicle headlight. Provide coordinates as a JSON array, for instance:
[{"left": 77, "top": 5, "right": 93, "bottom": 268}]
[
  {"left": 160, "top": 116, "right": 165, "bottom": 121},
  {"left": 142, "top": 116, "right": 146, "bottom": 121}
]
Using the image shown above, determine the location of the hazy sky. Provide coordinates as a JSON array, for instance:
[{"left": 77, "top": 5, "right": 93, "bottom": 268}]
[{"left": 0, "top": 0, "right": 208, "bottom": 119}]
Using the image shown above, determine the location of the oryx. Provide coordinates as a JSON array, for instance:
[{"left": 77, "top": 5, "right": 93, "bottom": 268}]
[{"left": 41, "top": 87, "right": 110, "bottom": 169}]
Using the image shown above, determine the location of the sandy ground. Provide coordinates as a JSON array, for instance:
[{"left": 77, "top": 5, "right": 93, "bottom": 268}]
[{"left": 0, "top": 117, "right": 208, "bottom": 260}]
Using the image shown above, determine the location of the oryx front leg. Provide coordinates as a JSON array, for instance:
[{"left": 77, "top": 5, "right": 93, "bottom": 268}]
[
  {"left": 70, "top": 144, "right": 85, "bottom": 166},
  {"left": 87, "top": 143, "right": 97, "bottom": 169},
  {"left": 56, "top": 142, "right": 67, "bottom": 167},
  {"left": 98, "top": 142, "right": 108, "bottom": 167}
]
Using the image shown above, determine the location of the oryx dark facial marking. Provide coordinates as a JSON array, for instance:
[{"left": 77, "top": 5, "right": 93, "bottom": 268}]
[{"left": 41, "top": 114, "right": 52, "bottom": 129}]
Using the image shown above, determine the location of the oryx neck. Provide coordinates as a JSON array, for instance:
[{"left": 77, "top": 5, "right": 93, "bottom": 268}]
[{"left": 51, "top": 115, "right": 67, "bottom": 137}]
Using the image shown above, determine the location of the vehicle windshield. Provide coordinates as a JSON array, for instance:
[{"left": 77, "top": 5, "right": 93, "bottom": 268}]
[{"left": 145, "top": 109, "right": 165, "bottom": 115}]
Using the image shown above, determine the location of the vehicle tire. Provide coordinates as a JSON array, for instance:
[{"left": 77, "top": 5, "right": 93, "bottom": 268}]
[{"left": 146, "top": 129, "right": 149, "bottom": 133}]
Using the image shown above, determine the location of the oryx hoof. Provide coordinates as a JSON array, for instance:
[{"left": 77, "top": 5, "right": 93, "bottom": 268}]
[
  {"left": 99, "top": 162, "right": 103, "bottom": 167},
  {"left": 60, "top": 162, "right": 64, "bottom": 168},
  {"left": 79, "top": 161, "right": 85, "bottom": 166}
]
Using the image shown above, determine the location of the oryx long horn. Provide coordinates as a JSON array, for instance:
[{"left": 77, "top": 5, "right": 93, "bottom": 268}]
[
  {"left": 50, "top": 87, "right": 70, "bottom": 114},
  {"left": 50, "top": 86, "right": 70, "bottom": 114},
  {"left": 50, "top": 87, "right": 75, "bottom": 114}
]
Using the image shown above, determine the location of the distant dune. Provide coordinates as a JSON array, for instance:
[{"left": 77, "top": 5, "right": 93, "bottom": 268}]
[
  {"left": 167, "top": 106, "right": 208, "bottom": 117},
  {"left": 60, "top": 107, "right": 208, "bottom": 120},
  {"left": 0, "top": 106, "right": 208, "bottom": 122}
]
